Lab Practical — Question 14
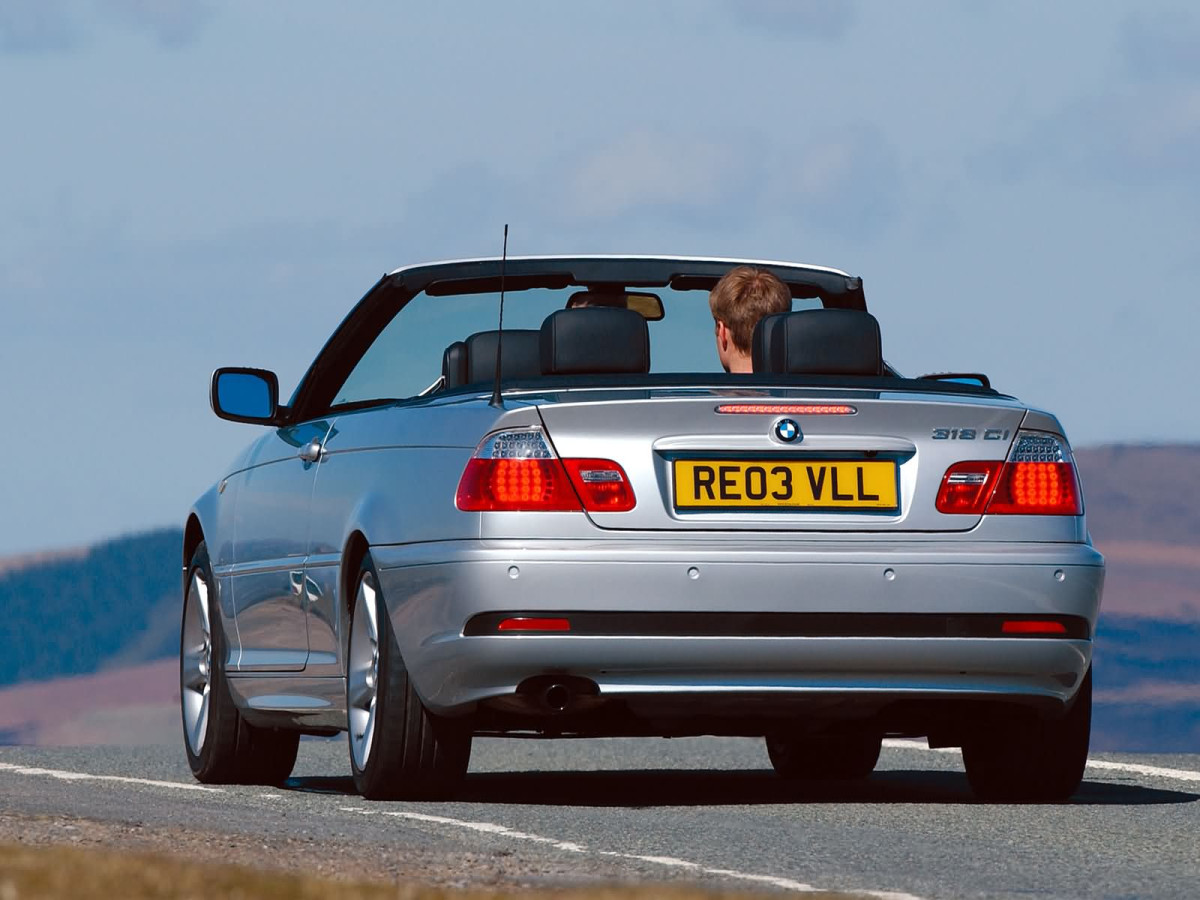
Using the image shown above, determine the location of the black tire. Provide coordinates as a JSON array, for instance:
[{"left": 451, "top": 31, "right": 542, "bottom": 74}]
[
  {"left": 963, "top": 667, "right": 1091, "bottom": 802},
  {"left": 347, "top": 553, "right": 471, "bottom": 800},
  {"left": 766, "top": 731, "right": 883, "bottom": 781},
  {"left": 181, "top": 542, "right": 299, "bottom": 785}
]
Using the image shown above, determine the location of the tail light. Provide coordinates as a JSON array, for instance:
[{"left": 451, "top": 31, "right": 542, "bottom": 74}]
[
  {"left": 456, "top": 429, "right": 636, "bottom": 512},
  {"left": 456, "top": 430, "right": 578, "bottom": 511},
  {"left": 935, "top": 431, "right": 1083, "bottom": 516},
  {"left": 935, "top": 461, "right": 1003, "bottom": 514},
  {"left": 561, "top": 458, "right": 636, "bottom": 512},
  {"left": 987, "top": 433, "right": 1082, "bottom": 514}
]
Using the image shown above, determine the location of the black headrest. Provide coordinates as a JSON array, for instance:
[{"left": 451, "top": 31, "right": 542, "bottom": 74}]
[
  {"left": 755, "top": 309, "right": 882, "bottom": 376},
  {"left": 751, "top": 312, "right": 788, "bottom": 373},
  {"left": 442, "top": 329, "right": 541, "bottom": 389},
  {"left": 442, "top": 340, "right": 468, "bottom": 387},
  {"left": 540, "top": 307, "right": 650, "bottom": 375}
]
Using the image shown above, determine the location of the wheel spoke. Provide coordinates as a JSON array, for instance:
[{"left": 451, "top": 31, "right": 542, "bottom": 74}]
[
  {"left": 359, "top": 703, "right": 375, "bottom": 762},
  {"left": 348, "top": 680, "right": 374, "bottom": 710},
  {"left": 183, "top": 667, "right": 208, "bottom": 692},
  {"left": 192, "top": 573, "right": 210, "bottom": 635},
  {"left": 361, "top": 577, "right": 379, "bottom": 642},
  {"left": 191, "top": 693, "right": 209, "bottom": 751}
]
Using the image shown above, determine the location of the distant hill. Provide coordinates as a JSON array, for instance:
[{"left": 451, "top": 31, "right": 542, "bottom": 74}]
[
  {"left": 1092, "top": 617, "right": 1200, "bottom": 752},
  {"left": 1075, "top": 443, "right": 1200, "bottom": 546},
  {"left": 0, "top": 528, "right": 183, "bottom": 688},
  {"left": 0, "top": 545, "right": 87, "bottom": 577},
  {"left": 0, "top": 443, "right": 1197, "bottom": 750},
  {"left": 0, "top": 659, "right": 178, "bottom": 746},
  {"left": 1074, "top": 444, "right": 1200, "bottom": 620}
]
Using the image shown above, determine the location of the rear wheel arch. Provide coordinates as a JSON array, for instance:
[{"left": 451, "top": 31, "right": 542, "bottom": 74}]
[
  {"left": 341, "top": 532, "right": 371, "bottom": 649},
  {"left": 345, "top": 549, "right": 471, "bottom": 799},
  {"left": 183, "top": 515, "right": 204, "bottom": 572}
]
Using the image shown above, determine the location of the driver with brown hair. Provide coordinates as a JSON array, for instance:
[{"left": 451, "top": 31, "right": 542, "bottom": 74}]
[{"left": 709, "top": 266, "right": 792, "bottom": 373}]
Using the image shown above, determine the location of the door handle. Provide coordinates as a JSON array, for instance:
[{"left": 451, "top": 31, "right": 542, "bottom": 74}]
[{"left": 297, "top": 439, "right": 324, "bottom": 463}]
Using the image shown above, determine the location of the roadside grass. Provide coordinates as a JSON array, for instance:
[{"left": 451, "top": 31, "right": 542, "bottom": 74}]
[{"left": 0, "top": 843, "right": 860, "bottom": 900}]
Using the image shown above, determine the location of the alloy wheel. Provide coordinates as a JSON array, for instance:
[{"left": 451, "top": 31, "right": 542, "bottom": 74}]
[
  {"left": 181, "top": 570, "right": 213, "bottom": 755},
  {"left": 348, "top": 572, "right": 381, "bottom": 770}
]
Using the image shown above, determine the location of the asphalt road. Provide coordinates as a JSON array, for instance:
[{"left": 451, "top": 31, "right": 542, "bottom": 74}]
[{"left": 1, "top": 737, "right": 1198, "bottom": 899}]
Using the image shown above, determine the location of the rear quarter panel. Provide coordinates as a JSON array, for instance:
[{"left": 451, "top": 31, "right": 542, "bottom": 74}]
[{"left": 309, "top": 398, "right": 542, "bottom": 553}]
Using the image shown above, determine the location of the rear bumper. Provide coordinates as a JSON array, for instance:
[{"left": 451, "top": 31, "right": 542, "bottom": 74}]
[{"left": 371, "top": 538, "right": 1104, "bottom": 723}]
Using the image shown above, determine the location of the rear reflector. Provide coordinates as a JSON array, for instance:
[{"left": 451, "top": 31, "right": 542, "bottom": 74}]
[
  {"left": 1001, "top": 619, "right": 1069, "bottom": 635},
  {"left": 715, "top": 403, "right": 857, "bottom": 415},
  {"left": 496, "top": 617, "right": 571, "bottom": 633}
]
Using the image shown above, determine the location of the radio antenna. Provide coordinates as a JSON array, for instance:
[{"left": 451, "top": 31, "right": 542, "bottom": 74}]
[{"left": 488, "top": 224, "right": 509, "bottom": 409}]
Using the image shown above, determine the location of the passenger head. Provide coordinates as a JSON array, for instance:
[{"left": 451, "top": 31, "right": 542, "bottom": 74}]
[{"left": 709, "top": 266, "right": 791, "bottom": 373}]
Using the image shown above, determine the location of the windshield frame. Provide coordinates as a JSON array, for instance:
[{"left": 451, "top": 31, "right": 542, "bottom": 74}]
[{"left": 285, "top": 256, "right": 868, "bottom": 423}]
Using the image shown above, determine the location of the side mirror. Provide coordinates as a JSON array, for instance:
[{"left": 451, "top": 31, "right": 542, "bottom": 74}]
[{"left": 211, "top": 368, "right": 280, "bottom": 424}]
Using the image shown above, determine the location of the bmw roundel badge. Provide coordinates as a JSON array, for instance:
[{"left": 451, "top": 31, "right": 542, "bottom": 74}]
[{"left": 774, "top": 418, "right": 801, "bottom": 443}]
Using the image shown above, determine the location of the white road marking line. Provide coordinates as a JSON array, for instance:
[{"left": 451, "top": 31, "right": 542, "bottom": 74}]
[
  {"left": 599, "top": 851, "right": 700, "bottom": 869},
  {"left": 339, "top": 805, "right": 923, "bottom": 899},
  {"left": 340, "top": 807, "right": 586, "bottom": 852},
  {"left": 882, "top": 739, "right": 957, "bottom": 754},
  {"left": 1084, "top": 759, "right": 1200, "bottom": 783},
  {"left": 882, "top": 739, "right": 1200, "bottom": 783},
  {"left": 0, "top": 761, "right": 223, "bottom": 793}
]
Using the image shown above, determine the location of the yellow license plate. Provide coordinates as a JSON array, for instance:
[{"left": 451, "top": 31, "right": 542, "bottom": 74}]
[{"left": 673, "top": 459, "right": 898, "bottom": 510}]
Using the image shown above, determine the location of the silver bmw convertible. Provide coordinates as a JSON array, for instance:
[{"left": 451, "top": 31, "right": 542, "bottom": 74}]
[{"left": 181, "top": 255, "right": 1104, "bottom": 801}]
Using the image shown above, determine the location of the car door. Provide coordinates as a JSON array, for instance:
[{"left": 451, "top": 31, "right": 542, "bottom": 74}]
[{"left": 230, "top": 419, "right": 333, "bottom": 671}]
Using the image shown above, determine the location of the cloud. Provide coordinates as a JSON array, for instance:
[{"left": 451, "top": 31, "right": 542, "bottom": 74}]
[
  {"left": 724, "top": 0, "right": 855, "bottom": 40},
  {"left": 1120, "top": 10, "right": 1200, "bottom": 82},
  {"left": 1083, "top": 86, "right": 1200, "bottom": 183},
  {"left": 980, "top": 11, "right": 1200, "bottom": 195},
  {"left": 550, "top": 124, "right": 901, "bottom": 239},
  {"left": 982, "top": 84, "right": 1200, "bottom": 191},
  {"left": 0, "top": 0, "right": 213, "bottom": 54},
  {"left": 766, "top": 125, "right": 902, "bottom": 236},
  {"left": 101, "top": 0, "right": 214, "bottom": 49},
  {"left": 0, "top": 1, "right": 83, "bottom": 54},
  {"left": 562, "top": 130, "right": 751, "bottom": 221}
]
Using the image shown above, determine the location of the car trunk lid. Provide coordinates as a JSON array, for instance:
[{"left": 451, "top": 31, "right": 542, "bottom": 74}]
[{"left": 534, "top": 388, "right": 1028, "bottom": 532}]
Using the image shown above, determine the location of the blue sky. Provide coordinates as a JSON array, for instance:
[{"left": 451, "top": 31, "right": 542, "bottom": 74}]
[{"left": 3, "top": 1, "right": 1199, "bottom": 555}]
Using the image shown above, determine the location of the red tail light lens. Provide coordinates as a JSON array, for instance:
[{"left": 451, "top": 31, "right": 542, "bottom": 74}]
[
  {"left": 935, "top": 461, "right": 1003, "bottom": 514},
  {"left": 935, "top": 431, "right": 1083, "bottom": 517},
  {"left": 456, "top": 457, "right": 580, "bottom": 511},
  {"left": 987, "top": 462, "right": 1082, "bottom": 515},
  {"left": 562, "top": 458, "right": 636, "bottom": 512},
  {"left": 456, "top": 429, "right": 581, "bottom": 511}
]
